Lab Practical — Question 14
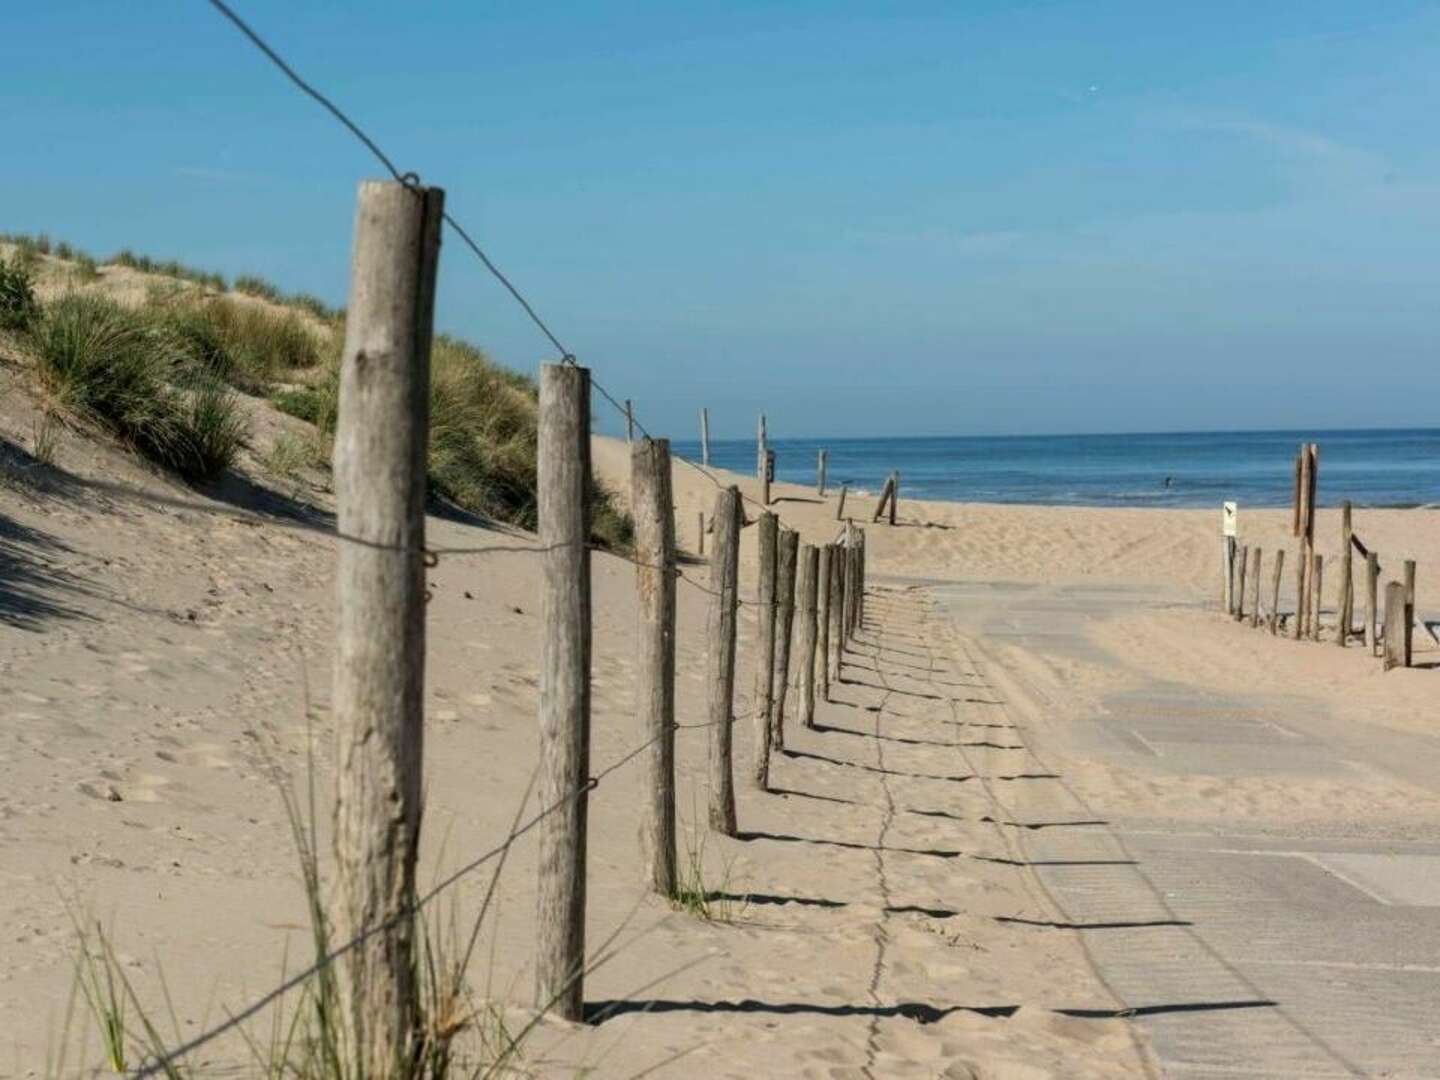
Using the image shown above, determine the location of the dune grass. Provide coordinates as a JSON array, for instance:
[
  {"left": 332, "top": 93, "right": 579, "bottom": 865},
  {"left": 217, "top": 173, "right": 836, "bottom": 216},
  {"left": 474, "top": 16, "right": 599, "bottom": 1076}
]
[
  {"left": 150, "top": 292, "right": 325, "bottom": 394},
  {"left": 0, "top": 254, "right": 40, "bottom": 331},
  {"left": 29, "top": 293, "right": 246, "bottom": 481}
]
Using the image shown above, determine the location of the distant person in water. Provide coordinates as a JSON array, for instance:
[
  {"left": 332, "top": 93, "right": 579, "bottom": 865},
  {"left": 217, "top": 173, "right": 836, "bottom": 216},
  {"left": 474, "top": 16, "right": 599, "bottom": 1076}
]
[{"left": 1164, "top": 476, "right": 1173, "bottom": 488}]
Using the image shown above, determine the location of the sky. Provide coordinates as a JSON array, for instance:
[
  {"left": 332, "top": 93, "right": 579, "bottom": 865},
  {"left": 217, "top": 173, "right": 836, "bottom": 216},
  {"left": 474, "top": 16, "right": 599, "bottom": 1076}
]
[{"left": 3, "top": 1, "right": 1439, "bottom": 439}]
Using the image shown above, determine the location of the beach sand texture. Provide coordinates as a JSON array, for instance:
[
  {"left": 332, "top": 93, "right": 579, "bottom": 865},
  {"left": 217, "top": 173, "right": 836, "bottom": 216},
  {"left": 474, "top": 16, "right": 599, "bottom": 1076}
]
[{"left": 4, "top": 366, "right": 1438, "bottom": 1075}]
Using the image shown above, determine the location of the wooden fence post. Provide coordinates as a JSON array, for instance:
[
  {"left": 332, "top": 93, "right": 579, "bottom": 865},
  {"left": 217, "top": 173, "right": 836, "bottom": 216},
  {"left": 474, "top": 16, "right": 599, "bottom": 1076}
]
[
  {"left": 1293, "top": 545, "right": 1305, "bottom": 640},
  {"left": 1384, "top": 581, "right": 1407, "bottom": 671},
  {"left": 624, "top": 399, "right": 634, "bottom": 443},
  {"left": 889, "top": 473, "right": 898, "bottom": 526},
  {"left": 771, "top": 529, "right": 799, "bottom": 749},
  {"left": 1235, "top": 544, "right": 1248, "bottom": 622},
  {"left": 1336, "top": 501, "right": 1353, "bottom": 645},
  {"left": 1404, "top": 560, "right": 1416, "bottom": 667},
  {"left": 836, "top": 483, "right": 849, "bottom": 521},
  {"left": 632, "top": 437, "right": 675, "bottom": 896},
  {"left": 536, "top": 361, "right": 593, "bottom": 1021},
  {"left": 706, "top": 486, "right": 740, "bottom": 836},
  {"left": 696, "top": 511, "right": 705, "bottom": 556},
  {"left": 757, "top": 414, "right": 769, "bottom": 506},
  {"left": 817, "top": 449, "right": 828, "bottom": 496},
  {"left": 332, "top": 178, "right": 441, "bottom": 1068},
  {"left": 1222, "top": 534, "right": 1236, "bottom": 613},
  {"left": 1249, "top": 546, "right": 1262, "bottom": 629},
  {"left": 700, "top": 407, "right": 711, "bottom": 467},
  {"left": 798, "top": 544, "right": 819, "bottom": 727},
  {"left": 1365, "top": 551, "right": 1379, "bottom": 654},
  {"left": 829, "top": 539, "right": 845, "bottom": 683},
  {"left": 816, "top": 544, "right": 832, "bottom": 704},
  {"left": 1311, "top": 554, "right": 1324, "bottom": 642},
  {"left": 752, "top": 511, "right": 778, "bottom": 791},
  {"left": 1269, "top": 548, "right": 1285, "bottom": 635},
  {"left": 857, "top": 528, "right": 867, "bottom": 631},
  {"left": 871, "top": 474, "right": 894, "bottom": 524}
]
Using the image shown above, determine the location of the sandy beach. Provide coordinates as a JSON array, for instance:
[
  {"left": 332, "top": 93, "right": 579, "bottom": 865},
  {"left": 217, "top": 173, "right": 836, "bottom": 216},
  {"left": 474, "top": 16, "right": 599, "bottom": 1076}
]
[{"left": 4, "top": 367, "right": 1439, "bottom": 1075}]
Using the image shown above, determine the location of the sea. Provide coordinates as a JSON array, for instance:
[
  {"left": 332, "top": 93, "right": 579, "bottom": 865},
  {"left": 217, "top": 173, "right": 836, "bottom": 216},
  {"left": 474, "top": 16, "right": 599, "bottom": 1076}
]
[{"left": 670, "top": 429, "right": 1440, "bottom": 510}]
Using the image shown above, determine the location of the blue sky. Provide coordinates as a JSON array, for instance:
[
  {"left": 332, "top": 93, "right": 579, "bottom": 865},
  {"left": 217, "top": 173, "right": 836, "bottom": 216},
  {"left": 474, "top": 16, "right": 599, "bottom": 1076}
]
[{"left": 4, "top": 2, "right": 1438, "bottom": 438}]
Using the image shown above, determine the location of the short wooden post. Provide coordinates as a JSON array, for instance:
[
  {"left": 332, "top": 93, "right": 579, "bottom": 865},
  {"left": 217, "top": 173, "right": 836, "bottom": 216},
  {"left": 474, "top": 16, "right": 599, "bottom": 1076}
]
[
  {"left": 1268, "top": 548, "right": 1285, "bottom": 635},
  {"left": 699, "top": 407, "right": 711, "bottom": 467},
  {"left": 696, "top": 511, "right": 705, "bottom": 555},
  {"left": 535, "top": 362, "right": 593, "bottom": 1021},
  {"left": 1384, "top": 581, "right": 1407, "bottom": 671},
  {"left": 1336, "top": 501, "right": 1353, "bottom": 645},
  {"left": 1235, "top": 544, "right": 1249, "bottom": 622},
  {"left": 752, "top": 511, "right": 778, "bottom": 791},
  {"left": 632, "top": 437, "right": 676, "bottom": 896},
  {"left": 888, "top": 472, "right": 898, "bottom": 526},
  {"left": 871, "top": 474, "right": 895, "bottom": 524},
  {"left": 836, "top": 483, "right": 849, "bottom": 521},
  {"left": 1365, "top": 551, "right": 1379, "bottom": 653},
  {"left": 828, "top": 539, "right": 845, "bottom": 683},
  {"left": 1293, "top": 545, "right": 1305, "bottom": 640},
  {"left": 706, "top": 486, "right": 740, "bottom": 835},
  {"left": 1404, "top": 560, "right": 1416, "bottom": 667},
  {"left": 1311, "top": 554, "right": 1324, "bottom": 642},
  {"left": 624, "top": 399, "right": 634, "bottom": 443},
  {"left": 814, "top": 544, "right": 831, "bottom": 707},
  {"left": 817, "top": 449, "right": 828, "bottom": 496},
  {"left": 1222, "top": 535, "right": 1237, "bottom": 612},
  {"left": 1249, "top": 546, "right": 1262, "bottom": 629},
  {"left": 757, "top": 414, "right": 769, "bottom": 506},
  {"left": 332, "top": 178, "right": 442, "bottom": 1067},
  {"left": 771, "top": 528, "right": 799, "bottom": 749}
]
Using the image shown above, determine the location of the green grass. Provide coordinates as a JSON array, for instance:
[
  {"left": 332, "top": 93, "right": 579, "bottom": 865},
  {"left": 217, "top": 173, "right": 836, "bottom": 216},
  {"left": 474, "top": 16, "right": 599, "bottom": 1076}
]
[
  {"left": 0, "top": 254, "right": 40, "bottom": 331},
  {"left": 30, "top": 293, "right": 246, "bottom": 481},
  {"left": 671, "top": 805, "right": 748, "bottom": 923},
  {"left": 108, "top": 248, "right": 226, "bottom": 291},
  {"left": 150, "top": 293, "right": 323, "bottom": 394}
]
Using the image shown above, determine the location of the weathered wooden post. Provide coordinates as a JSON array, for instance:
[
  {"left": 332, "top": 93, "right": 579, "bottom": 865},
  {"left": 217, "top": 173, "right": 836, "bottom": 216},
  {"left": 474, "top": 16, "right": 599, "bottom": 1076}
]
[
  {"left": 798, "top": 544, "right": 819, "bottom": 726},
  {"left": 535, "top": 361, "right": 593, "bottom": 1021},
  {"left": 888, "top": 473, "right": 898, "bottom": 526},
  {"left": 831, "top": 535, "right": 847, "bottom": 679},
  {"left": 1404, "top": 560, "right": 1417, "bottom": 667},
  {"left": 1384, "top": 581, "right": 1407, "bottom": 671},
  {"left": 771, "top": 529, "right": 799, "bottom": 749},
  {"left": 1336, "top": 501, "right": 1353, "bottom": 645},
  {"left": 857, "top": 528, "right": 867, "bottom": 630},
  {"left": 1235, "top": 544, "right": 1249, "bottom": 622},
  {"left": 332, "top": 179, "right": 441, "bottom": 1068},
  {"left": 706, "top": 486, "right": 740, "bottom": 835},
  {"left": 836, "top": 483, "right": 849, "bottom": 521},
  {"left": 817, "top": 449, "right": 828, "bottom": 496},
  {"left": 1311, "top": 553, "right": 1324, "bottom": 642},
  {"left": 752, "top": 511, "right": 778, "bottom": 791},
  {"left": 1249, "top": 546, "right": 1262, "bottom": 629},
  {"left": 1365, "top": 551, "right": 1380, "bottom": 653},
  {"left": 1268, "top": 548, "right": 1285, "bottom": 635},
  {"left": 624, "top": 399, "right": 634, "bottom": 443},
  {"left": 1293, "top": 546, "right": 1306, "bottom": 640},
  {"left": 816, "top": 544, "right": 832, "bottom": 703},
  {"left": 871, "top": 474, "right": 895, "bottom": 524},
  {"left": 699, "top": 407, "right": 711, "bottom": 467},
  {"left": 632, "top": 437, "right": 676, "bottom": 896},
  {"left": 696, "top": 511, "right": 705, "bottom": 555}
]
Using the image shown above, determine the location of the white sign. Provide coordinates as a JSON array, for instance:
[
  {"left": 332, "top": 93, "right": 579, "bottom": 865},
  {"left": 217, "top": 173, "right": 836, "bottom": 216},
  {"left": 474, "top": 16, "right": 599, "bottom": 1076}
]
[{"left": 1222, "top": 501, "right": 1237, "bottom": 537}]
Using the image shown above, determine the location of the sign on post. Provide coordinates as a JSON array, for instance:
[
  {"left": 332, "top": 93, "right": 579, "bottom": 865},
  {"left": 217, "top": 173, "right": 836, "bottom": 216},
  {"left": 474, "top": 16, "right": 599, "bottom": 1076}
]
[{"left": 1222, "top": 501, "right": 1237, "bottom": 537}]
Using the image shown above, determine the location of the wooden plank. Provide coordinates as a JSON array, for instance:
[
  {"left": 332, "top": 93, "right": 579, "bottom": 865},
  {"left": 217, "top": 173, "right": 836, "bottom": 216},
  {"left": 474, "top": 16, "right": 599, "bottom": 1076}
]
[
  {"left": 332, "top": 178, "right": 442, "bottom": 1061},
  {"left": 1384, "top": 581, "right": 1407, "bottom": 671},
  {"left": 706, "top": 486, "right": 741, "bottom": 835},
  {"left": 752, "top": 511, "right": 778, "bottom": 791},
  {"left": 631, "top": 437, "right": 676, "bottom": 896},
  {"left": 1269, "top": 548, "right": 1285, "bottom": 635},
  {"left": 771, "top": 528, "right": 799, "bottom": 750}
]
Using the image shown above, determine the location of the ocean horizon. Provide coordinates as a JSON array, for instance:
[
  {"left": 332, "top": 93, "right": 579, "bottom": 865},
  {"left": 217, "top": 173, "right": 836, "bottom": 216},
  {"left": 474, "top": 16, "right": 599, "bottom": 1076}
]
[{"left": 670, "top": 428, "right": 1440, "bottom": 510}]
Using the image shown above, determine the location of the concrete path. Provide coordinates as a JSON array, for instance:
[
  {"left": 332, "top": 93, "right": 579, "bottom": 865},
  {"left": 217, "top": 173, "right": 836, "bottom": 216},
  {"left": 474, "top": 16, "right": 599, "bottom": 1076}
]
[{"left": 932, "top": 581, "right": 1440, "bottom": 1079}]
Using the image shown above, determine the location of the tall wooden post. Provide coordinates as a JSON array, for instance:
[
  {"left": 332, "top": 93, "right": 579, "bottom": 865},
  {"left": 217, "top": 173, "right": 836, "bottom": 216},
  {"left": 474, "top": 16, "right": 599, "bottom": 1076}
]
[
  {"left": 1235, "top": 544, "right": 1249, "bottom": 622},
  {"left": 872, "top": 474, "right": 895, "bottom": 524},
  {"left": 1249, "top": 546, "right": 1262, "bottom": 629},
  {"left": 798, "top": 544, "right": 819, "bottom": 726},
  {"left": 1293, "top": 545, "right": 1306, "bottom": 640},
  {"left": 1222, "top": 535, "right": 1237, "bottom": 613},
  {"left": 752, "top": 511, "right": 778, "bottom": 791},
  {"left": 1311, "top": 554, "right": 1324, "bottom": 642},
  {"left": 632, "top": 438, "right": 676, "bottom": 896},
  {"left": 817, "top": 449, "right": 828, "bottom": 496},
  {"left": 1384, "top": 582, "right": 1407, "bottom": 671},
  {"left": 696, "top": 511, "right": 705, "bottom": 555},
  {"left": 332, "top": 179, "right": 441, "bottom": 1069},
  {"left": 857, "top": 528, "right": 867, "bottom": 631},
  {"left": 1336, "top": 502, "right": 1353, "bottom": 645},
  {"left": 830, "top": 536, "right": 846, "bottom": 681},
  {"left": 771, "top": 529, "right": 799, "bottom": 750},
  {"left": 1404, "top": 560, "right": 1417, "bottom": 668},
  {"left": 1269, "top": 548, "right": 1285, "bottom": 635},
  {"left": 1365, "top": 551, "right": 1380, "bottom": 653},
  {"left": 816, "top": 544, "right": 832, "bottom": 703},
  {"left": 757, "top": 414, "right": 769, "bottom": 506},
  {"left": 888, "top": 473, "right": 898, "bottom": 526},
  {"left": 699, "top": 407, "right": 711, "bottom": 467},
  {"left": 706, "top": 486, "right": 740, "bottom": 836},
  {"left": 624, "top": 399, "right": 634, "bottom": 443},
  {"left": 535, "top": 362, "right": 592, "bottom": 1021}
]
